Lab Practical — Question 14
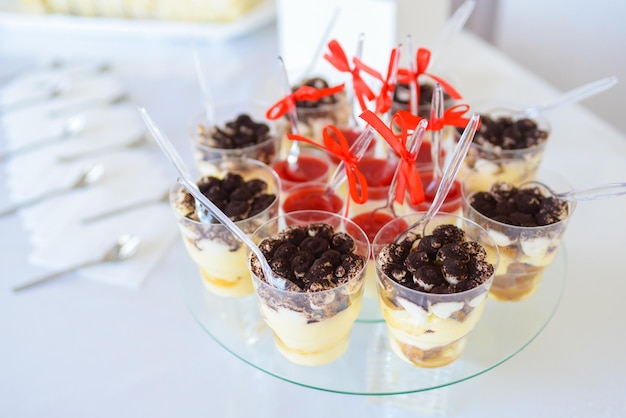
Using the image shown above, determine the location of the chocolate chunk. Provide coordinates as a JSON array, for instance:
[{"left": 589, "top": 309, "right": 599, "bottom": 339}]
[
  {"left": 475, "top": 114, "right": 548, "bottom": 150},
  {"left": 470, "top": 192, "right": 497, "bottom": 218},
  {"left": 432, "top": 224, "right": 466, "bottom": 244},
  {"left": 404, "top": 250, "right": 430, "bottom": 274},
  {"left": 230, "top": 186, "right": 253, "bottom": 201},
  {"left": 330, "top": 232, "right": 355, "bottom": 254},
  {"left": 319, "top": 249, "right": 342, "bottom": 266},
  {"left": 304, "top": 258, "right": 335, "bottom": 284},
  {"left": 467, "top": 259, "right": 494, "bottom": 283},
  {"left": 305, "top": 223, "right": 334, "bottom": 241},
  {"left": 383, "top": 263, "right": 412, "bottom": 286},
  {"left": 334, "top": 253, "right": 364, "bottom": 281},
  {"left": 413, "top": 265, "right": 446, "bottom": 291},
  {"left": 292, "top": 251, "right": 315, "bottom": 279},
  {"left": 416, "top": 235, "right": 445, "bottom": 260},
  {"left": 272, "top": 242, "right": 298, "bottom": 260},
  {"left": 270, "top": 257, "right": 294, "bottom": 281},
  {"left": 281, "top": 226, "right": 307, "bottom": 246},
  {"left": 246, "top": 179, "right": 268, "bottom": 195},
  {"left": 461, "top": 241, "right": 487, "bottom": 261},
  {"left": 259, "top": 237, "right": 281, "bottom": 259},
  {"left": 441, "top": 258, "right": 469, "bottom": 285},
  {"left": 437, "top": 243, "right": 470, "bottom": 264},
  {"left": 202, "top": 113, "right": 272, "bottom": 150},
  {"left": 299, "top": 236, "right": 330, "bottom": 256},
  {"left": 224, "top": 200, "right": 248, "bottom": 220},
  {"left": 221, "top": 173, "right": 244, "bottom": 192},
  {"left": 248, "top": 194, "right": 276, "bottom": 217},
  {"left": 514, "top": 191, "right": 541, "bottom": 214}
]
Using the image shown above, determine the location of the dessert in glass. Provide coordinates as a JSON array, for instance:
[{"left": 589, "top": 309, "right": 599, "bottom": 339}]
[
  {"left": 462, "top": 168, "right": 574, "bottom": 301},
  {"left": 271, "top": 148, "right": 332, "bottom": 191},
  {"left": 374, "top": 213, "right": 498, "bottom": 367},
  {"left": 459, "top": 105, "right": 550, "bottom": 192},
  {"left": 281, "top": 181, "right": 344, "bottom": 216},
  {"left": 170, "top": 157, "right": 280, "bottom": 297},
  {"left": 248, "top": 210, "right": 370, "bottom": 365},
  {"left": 191, "top": 100, "right": 280, "bottom": 166}
]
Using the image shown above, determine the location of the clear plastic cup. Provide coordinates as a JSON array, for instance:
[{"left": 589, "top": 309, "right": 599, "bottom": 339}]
[
  {"left": 373, "top": 212, "right": 499, "bottom": 367},
  {"left": 281, "top": 181, "right": 345, "bottom": 215},
  {"left": 169, "top": 157, "right": 281, "bottom": 297},
  {"left": 408, "top": 163, "right": 464, "bottom": 217},
  {"left": 271, "top": 148, "right": 332, "bottom": 191},
  {"left": 190, "top": 100, "right": 281, "bottom": 166},
  {"left": 461, "top": 167, "right": 575, "bottom": 302},
  {"left": 458, "top": 104, "right": 551, "bottom": 193},
  {"left": 247, "top": 210, "right": 370, "bottom": 365}
]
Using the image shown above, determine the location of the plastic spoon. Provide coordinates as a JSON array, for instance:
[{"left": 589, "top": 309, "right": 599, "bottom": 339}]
[
  {"left": 278, "top": 57, "right": 302, "bottom": 168},
  {"left": 301, "top": 6, "right": 341, "bottom": 81},
  {"left": 192, "top": 36, "right": 215, "bottom": 129},
  {"left": 0, "top": 163, "right": 104, "bottom": 218},
  {"left": 12, "top": 234, "right": 140, "bottom": 292},
  {"left": 428, "top": 0, "right": 476, "bottom": 69},
  {"left": 138, "top": 107, "right": 290, "bottom": 291},
  {"left": 0, "top": 115, "right": 85, "bottom": 162},
  {"left": 514, "top": 75, "right": 619, "bottom": 119},
  {"left": 428, "top": 83, "right": 445, "bottom": 187},
  {"left": 521, "top": 181, "right": 626, "bottom": 202},
  {"left": 325, "top": 125, "right": 377, "bottom": 194},
  {"left": 395, "top": 113, "right": 480, "bottom": 242}
]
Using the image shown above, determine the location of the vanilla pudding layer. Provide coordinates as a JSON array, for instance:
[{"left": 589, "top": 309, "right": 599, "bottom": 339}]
[
  {"left": 461, "top": 151, "right": 544, "bottom": 192},
  {"left": 259, "top": 297, "right": 363, "bottom": 366},
  {"left": 180, "top": 234, "right": 253, "bottom": 297}
]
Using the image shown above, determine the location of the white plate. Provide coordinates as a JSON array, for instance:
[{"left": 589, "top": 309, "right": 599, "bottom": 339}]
[{"left": 0, "top": 0, "right": 276, "bottom": 41}]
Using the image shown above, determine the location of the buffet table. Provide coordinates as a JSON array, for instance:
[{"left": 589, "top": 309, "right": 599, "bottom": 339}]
[{"left": 1, "top": 17, "right": 625, "bottom": 418}]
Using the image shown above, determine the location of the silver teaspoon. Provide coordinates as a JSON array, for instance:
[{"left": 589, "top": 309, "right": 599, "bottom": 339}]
[
  {"left": 0, "top": 163, "right": 104, "bottom": 218},
  {"left": 12, "top": 234, "right": 141, "bottom": 292},
  {"left": 0, "top": 115, "right": 86, "bottom": 162}
]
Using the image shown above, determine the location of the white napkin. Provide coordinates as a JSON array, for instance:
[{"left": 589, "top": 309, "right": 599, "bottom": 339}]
[{"left": 1, "top": 68, "right": 178, "bottom": 289}]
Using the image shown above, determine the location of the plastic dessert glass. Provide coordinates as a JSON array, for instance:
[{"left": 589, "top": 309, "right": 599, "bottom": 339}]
[
  {"left": 248, "top": 210, "right": 370, "bottom": 365},
  {"left": 409, "top": 163, "right": 464, "bottom": 216},
  {"left": 462, "top": 168, "right": 575, "bottom": 302},
  {"left": 190, "top": 100, "right": 281, "bottom": 166},
  {"left": 281, "top": 181, "right": 344, "bottom": 215},
  {"left": 271, "top": 148, "right": 332, "bottom": 191},
  {"left": 373, "top": 212, "right": 499, "bottom": 367},
  {"left": 169, "top": 158, "right": 281, "bottom": 297},
  {"left": 459, "top": 105, "right": 551, "bottom": 193}
]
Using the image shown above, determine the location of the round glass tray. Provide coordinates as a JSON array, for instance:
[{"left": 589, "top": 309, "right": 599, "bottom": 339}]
[{"left": 176, "top": 240, "right": 567, "bottom": 395}]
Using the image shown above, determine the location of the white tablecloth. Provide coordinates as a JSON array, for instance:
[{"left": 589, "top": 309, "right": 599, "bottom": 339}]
[{"left": 1, "top": 18, "right": 625, "bottom": 418}]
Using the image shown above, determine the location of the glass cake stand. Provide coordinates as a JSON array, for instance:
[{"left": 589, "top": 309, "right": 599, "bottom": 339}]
[{"left": 176, "top": 240, "right": 567, "bottom": 395}]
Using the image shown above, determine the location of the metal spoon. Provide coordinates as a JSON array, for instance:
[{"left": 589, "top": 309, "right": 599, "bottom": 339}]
[
  {"left": 521, "top": 181, "right": 626, "bottom": 202},
  {"left": 80, "top": 188, "right": 169, "bottom": 224},
  {"left": 57, "top": 131, "right": 150, "bottom": 163},
  {"left": 395, "top": 113, "right": 480, "bottom": 242},
  {"left": 0, "top": 115, "right": 86, "bottom": 162},
  {"left": 0, "top": 163, "right": 104, "bottom": 218},
  {"left": 12, "top": 234, "right": 140, "bottom": 292}
]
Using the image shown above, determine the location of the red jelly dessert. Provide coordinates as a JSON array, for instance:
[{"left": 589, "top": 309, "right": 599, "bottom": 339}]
[
  {"left": 283, "top": 184, "right": 344, "bottom": 214},
  {"left": 272, "top": 154, "right": 330, "bottom": 190},
  {"left": 409, "top": 170, "right": 463, "bottom": 213},
  {"left": 356, "top": 157, "right": 396, "bottom": 200},
  {"left": 351, "top": 211, "right": 408, "bottom": 244}
]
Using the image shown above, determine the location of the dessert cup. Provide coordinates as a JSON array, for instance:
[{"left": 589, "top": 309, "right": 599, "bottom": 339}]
[
  {"left": 408, "top": 163, "right": 464, "bottom": 217},
  {"left": 248, "top": 210, "right": 370, "bottom": 365},
  {"left": 373, "top": 212, "right": 499, "bottom": 367},
  {"left": 271, "top": 148, "right": 332, "bottom": 191},
  {"left": 459, "top": 104, "right": 550, "bottom": 193},
  {"left": 170, "top": 157, "right": 280, "bottom": 297},
  {"left": 190, "top": 100, "right": 281, "bottom": 166},
  {"left": 281, "top": 181, "right": 345, "bottom": 215},
  {"left": 462, "top": 168, "right": 575, "bottom": 302}
]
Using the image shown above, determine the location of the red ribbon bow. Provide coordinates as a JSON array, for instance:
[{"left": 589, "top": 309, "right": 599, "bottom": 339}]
[
  {"left": 265, "top": 83, "right": 346, "bottom": 120},
  {"left": 287, "top": 126, "right": 369, "bottom": 205},
  {"left": 390, "top": 110, "right": 425, "bottom": 145},
  {"left": 324, "top": 39, "right": 376, "bottom": 113},
  {"left": 359, "top": 110, "right": 425, "bottom": 206},
  {"left": 354, "top": 47, "right": 399, "bottom": 115},
  {"left": 397, "top": 47, "right": 462, "bottom": 109},
  {"left": 430, "top": 104, "right": 475, "bottom": 131}
]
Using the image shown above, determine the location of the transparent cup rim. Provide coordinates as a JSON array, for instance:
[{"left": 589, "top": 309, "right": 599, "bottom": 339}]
[
  {"left": 169, "top": 157, "right": 281, "bottom": 227},
  {"left": 248, "top": 209, "right": 371, "bottom": 296},
  {"left": 372, "top": 211, "right": 499, "bottom": 298}
]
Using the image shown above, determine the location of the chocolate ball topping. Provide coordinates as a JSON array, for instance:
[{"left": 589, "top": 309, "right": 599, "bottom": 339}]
[{"left": 201, "top": 113, "right": 272, "bottom": 150}]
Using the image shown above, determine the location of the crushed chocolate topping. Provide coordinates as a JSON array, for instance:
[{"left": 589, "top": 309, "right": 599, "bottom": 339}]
[
  {"left": 469, "top": 182, "right": 568, "bottom": 227},
  {"left": 474, "top": 114, "right": 549, "bottom": 151},
  {"left": 255, "top": 223, "right": 365, "bottom": 293},
  {"left": 174, "top": 174, "right": 277, "bottom": 251},
  {"left": 198, "top": 113, "right": 272, "bottom": 150},
  {"left": 378, "top": 224, "right": 493, "bottom": 293},
  {"left": 392, "top": 82, "right": 453, "bottom": 118}
]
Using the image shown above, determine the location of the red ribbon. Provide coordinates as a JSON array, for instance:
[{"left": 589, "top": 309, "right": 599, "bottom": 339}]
[
  {"left": 354, "top": 47, "right": 399, "bottom": 115},
  {"left": 265, "top": 83, "right": 346, "bottom": 120},
  {"left": 391, "top": 110, "right": 424, "bottom": 144},
  {"left": 324, "top": 39, "right": 376, "bottom": 113},
  {"left": 430, "top": 104, "right": 475, "bottom": 131},
  {"left": 287, "top": 126, "right": 369, "bottom": 204},
  {"left": 359, "top": 110, "right": 425, "bottom": 206},
  {"left": 397, "top": 47, "right": 462, "bottom": 108}
]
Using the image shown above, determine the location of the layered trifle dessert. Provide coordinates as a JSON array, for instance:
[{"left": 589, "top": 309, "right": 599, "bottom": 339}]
[
  {"left": 248, "top": 211, "right": 369, "bottom": 365},
  {"left": 192, "top": 101, "right": 280, "bottom": 165},
  {"left": 374, "top": 214, "right": 498, "bottom": 367},
  {"left": 460, "top": 109, "right": 550, "bottom": 192},
  {"left": 463, "top": 175, "right": 574, "bottom": 301},
  {"left": 170, "top": 158, "right": 280, "bottom": 297}
]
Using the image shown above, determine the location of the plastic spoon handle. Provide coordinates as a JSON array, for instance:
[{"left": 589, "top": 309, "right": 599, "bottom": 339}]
[
  {"left": 519, "top": 76, "right": 619, "bottom": 119},
  {"left": 138, "top": 107, "right": 280, "bottom": 289},
  {"left": 558, "top": 182, "right": 626, "bottom": 201},
  {"left": 302, "top": 7, "right": 341, "bottom": 80},
  {"left": 429, "top": 0, "right": 476, "bottom": 69},
  {"left": 430, "top": 83, "right": 445, "bottom": 180},
  {"left": 278, "top": 57, "right": 301, "bottom": 166},
  {"left": 192, "top": 36, "right": 215, "bottom": 127}
]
